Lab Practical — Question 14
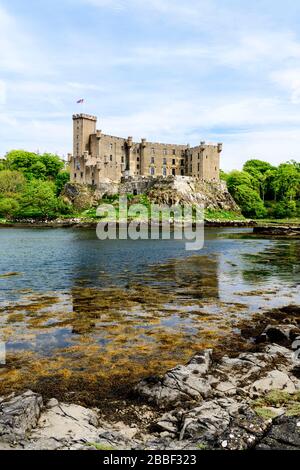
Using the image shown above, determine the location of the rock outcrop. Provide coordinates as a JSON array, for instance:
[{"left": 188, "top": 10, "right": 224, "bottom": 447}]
[{"left": 63, "top": 176, "right": 240, "bottom": 213}]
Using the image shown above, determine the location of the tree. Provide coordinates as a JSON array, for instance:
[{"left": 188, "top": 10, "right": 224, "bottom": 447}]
[
  {"left": 243, "top": 159, "right": 276, "bottom": 201},
  {"left": 234, "top": 184, "right": 267, "bottom": 218},
  {"left": 55, "top": 170, "right": 70, "bottom": 195},
  {"left": 220, "top": 170, "right": 228, "bottom": 181},
  {"left": 226, "top": 170, "right": 256, "bottom": 198},
  {"left": 0, "top": 170, "right": 26, "bottom": 196},
  {"left": 0, "top": 197, "right": 19, "bottom": 218},
  {"left": 18, "top": 180, "right": 59, "bottom": 218},
  {"left": 272, "top": 199, "right": 297, "bottom": 219},
  {"left": 5, "top": 150, "right": 40, "bottom": 179},
  {"left": 40, "top": 153, "right": 64, "bottom": 178},
  {"left": 5, "top": 150, "right": 64, "bottom": 180},
  {"left": 272, "top": 163, "right": 300, "bottom": 201}
]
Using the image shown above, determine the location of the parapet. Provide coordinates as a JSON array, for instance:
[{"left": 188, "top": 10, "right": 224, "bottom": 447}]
[{"left": 72, "top": 114, "right": 97, "bottom": 121}]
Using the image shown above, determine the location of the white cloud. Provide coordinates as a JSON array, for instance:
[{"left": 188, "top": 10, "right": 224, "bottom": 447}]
[
  {"left": 0, "top": 80, "right": 6, "bottom": 105},
  {"left": 272, "top": 68, "right": 300, "bottom": 103}
]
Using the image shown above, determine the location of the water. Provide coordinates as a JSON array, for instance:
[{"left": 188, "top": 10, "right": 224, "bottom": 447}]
[{"left": 0, "top": 227, "right": 299, "bottom": 404}]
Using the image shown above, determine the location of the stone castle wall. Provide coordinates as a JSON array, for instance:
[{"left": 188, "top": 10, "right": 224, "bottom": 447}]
[{"left": 69, "top": 114, "right": 222, "bottom": 186}]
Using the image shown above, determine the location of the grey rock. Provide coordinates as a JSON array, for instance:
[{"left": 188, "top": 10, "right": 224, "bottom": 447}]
[
  {"left": 46, "top": 398, "right": 59, "bottom": 409},
  {"left": 256, "top": 415, "right": 300, "bottom": 450},
  {"left": 135, "top": 350, "right": 212, "bottom": 407},
  {"left": 0, "top": 390, "right": 43, "bottom": 443},
  {"left": 250, "top": 370, "right": 296, "bottom": 396}
]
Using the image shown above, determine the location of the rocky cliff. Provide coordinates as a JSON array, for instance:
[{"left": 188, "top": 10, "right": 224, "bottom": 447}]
[{"left": 63, "top": 176, "right": 240, "bottom": 213}]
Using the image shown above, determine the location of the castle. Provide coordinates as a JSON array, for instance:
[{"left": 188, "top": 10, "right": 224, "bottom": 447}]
[{"left": 68, "top": 114, "right": 222, "bottom": 186}]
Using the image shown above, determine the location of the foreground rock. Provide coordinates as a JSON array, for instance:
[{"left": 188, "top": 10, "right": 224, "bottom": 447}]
[
  {"left": 253, "top": 225, "right": 300, "bottom": 238},
  {"left": 1, "top": 322, "right": 300, "bottom": 450}
]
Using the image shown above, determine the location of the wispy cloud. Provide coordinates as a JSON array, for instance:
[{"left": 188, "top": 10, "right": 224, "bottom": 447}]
[{"left": 0, "top": 0, "right": 300, "bottom": 169}]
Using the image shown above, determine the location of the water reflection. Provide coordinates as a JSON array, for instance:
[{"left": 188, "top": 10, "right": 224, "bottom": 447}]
[{"left": 0, "top": 228, "right": 299, "bottom": 404}]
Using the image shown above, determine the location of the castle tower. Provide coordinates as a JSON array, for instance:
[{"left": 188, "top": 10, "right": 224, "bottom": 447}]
[{"left": 72, "top": 114, "right": 97, "bottom": 158}]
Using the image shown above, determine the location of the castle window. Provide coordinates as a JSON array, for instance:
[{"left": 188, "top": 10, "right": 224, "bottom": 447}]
[
  {"left": 110, "top": 143, "right": 113, "bottom": 150},
  {"left": 163, "top": 149, "right": 167, "bottom": 155},
  {"left": 162, "top": 167, "right": 167, "bottom": 177},
  {"left": 137, "top": 157, "right": 140, "bottom": 162},
  {"left": 74, "top": 173, "right": 77, "bottom": 178},
  {"left": 181, "top": 169, "right": 184, "bottom": 176},
  {"left": 181, "top": 159, "right": 184, "bottom": 166},
  {"left": 92, "top": 179, "right": 95, "bottom": 185},
  {"left": 151, "top": 156, "right": 155, "bottom": 164},
  {"left": 150, "top": 167, "right": 155, "bottom": 176},
  {"left": 173, "top": 149, "right": 176, "bottom": 155},
  {"left": 80, "top": 172, "right": 83, "bottom": 178},
  {"left": 198, "top": 163, "right": 200, "bottom": 171},
  {"left": 163, "top": 158, "right": 167, "bottom": 165},
  {"left": 137, "top": 164, "right": 140, "bottom": 170},
  {"left": 172, "top": 169, "right": 176, "bottom": 176},
  {"left": 172, "top": 159, "right": 176, "bottom": 165},
  {"left": 137, "top": 148, "right": 140, "bottom": 154},
  {"left": 151, "top": 148, "right": 155, "bottom": 154},
  {"left": 121, "top": 156, "right": 124, "bottom": 163},
  {"left": 110, "top": 155, "right": 113, "bottom": 161}
]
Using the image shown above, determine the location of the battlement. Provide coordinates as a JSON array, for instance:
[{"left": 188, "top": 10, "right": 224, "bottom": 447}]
[{"left": 72, "top": 114, "right": 97, "bottom": 121}]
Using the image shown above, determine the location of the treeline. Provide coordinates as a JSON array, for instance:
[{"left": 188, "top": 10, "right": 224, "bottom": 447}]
[
  {"left": 0, "top": 150, "right": 71, "bottom": 219},
  {"left": 221, "top": 159, "right": 300, "bottom": 219},
  {"left": 0, "top": 151, "right": 299, "bottom": 220}
]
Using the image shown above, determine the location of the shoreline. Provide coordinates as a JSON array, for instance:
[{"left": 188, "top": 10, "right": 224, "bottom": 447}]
[
  {"left": 0, "top": 303, "right": 299, "bottom": 450},
  {"left": 0, "top": 218, "right": 257, "bottom": 229}
]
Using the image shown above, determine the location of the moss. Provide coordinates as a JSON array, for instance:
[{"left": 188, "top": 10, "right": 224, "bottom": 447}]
[
  {"left": 254, "top": 407, "right": 278, "bottom": 420},
  {"left": 253, "top": 391, "right": 300, "bottom": 418},
  {"left": 286, "top": 404, "right": 300, "bottom": 417},
  {"left": 197, "top": 443, "right": 209, "bottom": 450},
  {"left": 86, "top": 442, "right": 115, "bottom": 450},
  {"left": 253, "top": 390, "right": 296, "bottom": 408}
]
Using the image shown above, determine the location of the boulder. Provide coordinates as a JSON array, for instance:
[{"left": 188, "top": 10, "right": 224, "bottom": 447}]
[
  {"left": 0, "top": 391, "right": 43, "bottom": 444},
  {"left": 256, "top": 415, "right": 300, "bottom": 450},
  {"left": 250, "top": 370, "right": 296, "bottom": 396},
  {"left": 135, "top": 350, "right": 212, "bottom": 408}
]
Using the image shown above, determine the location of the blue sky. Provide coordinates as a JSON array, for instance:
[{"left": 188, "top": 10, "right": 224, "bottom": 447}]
[{"left": 1, "top": 0, "right": 300, "bottom": 170}]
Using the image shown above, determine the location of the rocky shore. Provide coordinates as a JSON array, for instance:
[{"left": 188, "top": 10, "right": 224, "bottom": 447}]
[
  {"left": 1, "top": 310, "right": 299, "bottom": 451},
  {"left": 0, "top": 217, "right": 255, "bottom": 229}
]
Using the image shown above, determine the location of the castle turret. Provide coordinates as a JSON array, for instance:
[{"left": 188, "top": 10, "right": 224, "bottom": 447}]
[{"left": 72, "top": 114, "right": 97, "bottom": 158}]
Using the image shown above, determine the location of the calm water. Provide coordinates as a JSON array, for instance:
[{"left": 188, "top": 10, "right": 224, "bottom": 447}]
[{"left": 0, "top": 227, "right": 299, "bottom": 403}]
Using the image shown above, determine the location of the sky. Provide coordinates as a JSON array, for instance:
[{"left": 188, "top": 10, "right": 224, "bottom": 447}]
[{"left": 1, "top": 0, "right": 300, "bottom": 170}]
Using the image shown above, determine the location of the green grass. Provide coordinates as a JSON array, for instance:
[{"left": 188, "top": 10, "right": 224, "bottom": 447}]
[
  {"left": 204, "top": 209, "right": 245, "bottom": 221},
  {"left": 86, "top": 442, "right": 115, "bottom": 450},
  {"left": 254, "top": 407, "right": 278, "bottom": 420},
  {"left": 255, "top": 218, "right": 300, "bottom": 225},
  {"left": 252, "top": 390, "right": 300, "bottom": 418}
]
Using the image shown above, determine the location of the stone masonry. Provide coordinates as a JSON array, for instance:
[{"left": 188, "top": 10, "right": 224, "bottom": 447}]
[{"left": 68, "top": 114, "right": 222, "bottom": 187}]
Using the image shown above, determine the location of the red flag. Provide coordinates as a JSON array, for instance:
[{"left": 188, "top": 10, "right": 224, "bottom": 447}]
[{"left": 77, "top": 99, "right": 84, "bottom": 104}]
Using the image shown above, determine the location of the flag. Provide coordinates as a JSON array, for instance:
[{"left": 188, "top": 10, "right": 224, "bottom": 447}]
[{"left": 77, "top": 99, "right": 84, "bottom": 104}]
